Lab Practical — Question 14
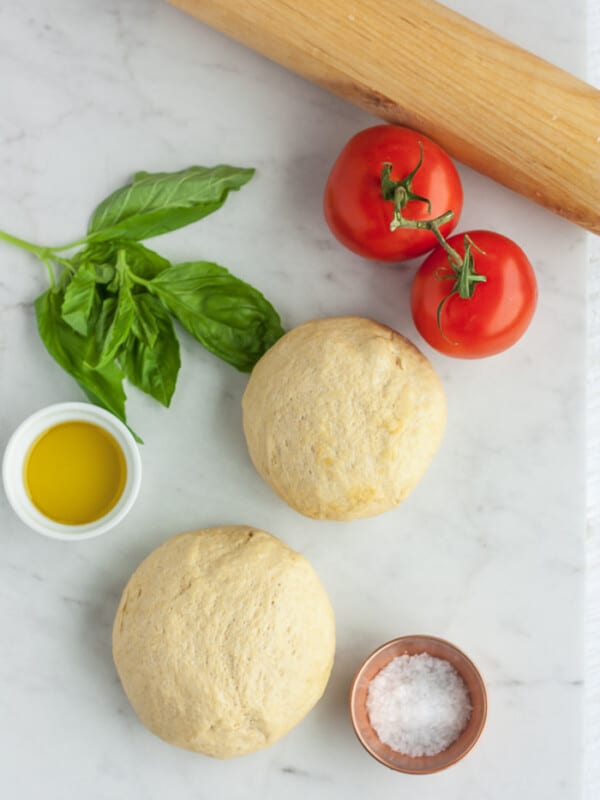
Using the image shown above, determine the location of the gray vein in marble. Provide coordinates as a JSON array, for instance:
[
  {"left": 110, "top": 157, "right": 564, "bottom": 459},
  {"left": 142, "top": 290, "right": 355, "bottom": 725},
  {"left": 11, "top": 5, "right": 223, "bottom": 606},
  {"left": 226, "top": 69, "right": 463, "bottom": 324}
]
[
  {"left": 280, "top": 765, "right": 333, "bottom": 782},
  {"left": 490, "top": 678, "right": 584, "bottom": 688}
]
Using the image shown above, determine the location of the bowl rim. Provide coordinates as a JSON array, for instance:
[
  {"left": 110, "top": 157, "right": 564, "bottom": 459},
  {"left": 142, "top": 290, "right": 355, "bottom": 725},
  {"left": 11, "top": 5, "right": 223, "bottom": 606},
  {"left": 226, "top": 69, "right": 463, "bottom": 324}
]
[
  {"left": 2, "top": 401, "right": 142, "bottom": 540},
  {"left": 349, "top": 634, "right": 488, "bottom": 774}
]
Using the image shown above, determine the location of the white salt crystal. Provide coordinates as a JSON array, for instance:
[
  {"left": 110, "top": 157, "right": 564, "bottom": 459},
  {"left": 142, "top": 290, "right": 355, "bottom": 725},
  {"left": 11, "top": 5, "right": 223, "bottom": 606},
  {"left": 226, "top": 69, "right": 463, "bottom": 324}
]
[{"left": 366, "top": 652, "right": 472, "bottom": 757}]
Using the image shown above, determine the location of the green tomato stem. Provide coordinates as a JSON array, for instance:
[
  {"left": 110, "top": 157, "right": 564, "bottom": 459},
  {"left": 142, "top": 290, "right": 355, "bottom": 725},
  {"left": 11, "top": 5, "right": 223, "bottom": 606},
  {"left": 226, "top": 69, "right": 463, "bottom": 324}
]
[
  {"left": 434, "top": 234, "right": 488, "bottom": 344},
  {"left": 380, "top": 144, "right": 431, "bottom": 211},
  {"left": 389, "top": 189, "right": 454, "bottom": 236},
  {"left": 423, "top": 215, "right": 463, "bottom": 267},
  {"left": 380, "top": 149, "right": 461, "bottom": 263},
  {"left": 457, "top": 247, "right": 486, "bottom": 299}
]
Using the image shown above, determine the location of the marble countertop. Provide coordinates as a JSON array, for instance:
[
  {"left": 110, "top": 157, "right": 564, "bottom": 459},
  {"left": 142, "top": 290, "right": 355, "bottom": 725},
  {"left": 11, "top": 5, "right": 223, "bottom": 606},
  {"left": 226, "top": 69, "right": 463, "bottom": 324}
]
[
  {"left": 585, "top": 2, "right": 600, "bottom": 797},
  {"left": 0, "top": 1, "right": 596, "bottom": 798}
]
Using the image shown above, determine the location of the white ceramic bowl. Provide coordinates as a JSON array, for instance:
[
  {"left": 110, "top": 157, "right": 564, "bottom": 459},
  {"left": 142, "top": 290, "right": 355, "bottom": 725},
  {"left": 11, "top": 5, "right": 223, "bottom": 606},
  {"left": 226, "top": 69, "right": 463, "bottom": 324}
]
[{"left": 2, "top": 402, "right": 142, "bottom": 540}]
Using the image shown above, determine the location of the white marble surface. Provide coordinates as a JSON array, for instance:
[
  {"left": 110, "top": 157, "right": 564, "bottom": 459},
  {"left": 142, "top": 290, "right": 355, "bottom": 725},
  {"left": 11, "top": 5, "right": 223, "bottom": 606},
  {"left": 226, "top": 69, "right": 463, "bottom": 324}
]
[
  {"left": 585, "top": 2, "right": 600, "bottom": 797},
  {"left": 0, "top": 1, "right": 593, "bottom": 798}
]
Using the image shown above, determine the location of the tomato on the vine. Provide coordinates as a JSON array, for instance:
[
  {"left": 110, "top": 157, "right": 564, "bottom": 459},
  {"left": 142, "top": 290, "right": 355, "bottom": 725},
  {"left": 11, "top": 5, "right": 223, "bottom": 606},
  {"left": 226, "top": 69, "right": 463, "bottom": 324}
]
[
  {"left": 323, "top": 125, "right": 463, "bottom": 261},
  {"left": 411, "top": 230, "right": 537, "bottom": 358}
]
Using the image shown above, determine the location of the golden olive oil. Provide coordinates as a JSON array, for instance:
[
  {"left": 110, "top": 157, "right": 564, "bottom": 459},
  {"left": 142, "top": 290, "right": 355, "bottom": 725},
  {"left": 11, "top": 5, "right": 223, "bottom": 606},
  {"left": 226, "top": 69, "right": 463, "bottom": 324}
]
[{"left": 24, "top": 421, "right": 126, "bottom": 525}]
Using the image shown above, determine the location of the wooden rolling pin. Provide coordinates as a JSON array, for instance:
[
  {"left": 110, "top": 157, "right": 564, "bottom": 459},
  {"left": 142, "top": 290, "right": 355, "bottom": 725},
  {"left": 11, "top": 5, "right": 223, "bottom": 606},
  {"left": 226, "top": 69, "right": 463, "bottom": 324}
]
[{"left": 169, "top": 0, "right": 600, "bottom": 233}]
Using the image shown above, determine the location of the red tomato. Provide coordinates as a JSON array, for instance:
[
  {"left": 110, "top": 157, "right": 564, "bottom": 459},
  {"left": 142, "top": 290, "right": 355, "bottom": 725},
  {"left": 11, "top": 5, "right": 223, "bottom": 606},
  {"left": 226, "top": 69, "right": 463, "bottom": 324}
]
[
  {"left": 411, "top": 230, "right": 538, "bottom": 358},
  {"left": 323, "top": 125, "right": 463, "bottom": 261}
]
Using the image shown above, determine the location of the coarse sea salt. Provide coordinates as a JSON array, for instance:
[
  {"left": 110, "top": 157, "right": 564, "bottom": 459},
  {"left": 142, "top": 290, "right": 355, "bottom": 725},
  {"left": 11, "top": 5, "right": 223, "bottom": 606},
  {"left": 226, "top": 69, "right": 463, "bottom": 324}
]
[{"left": 366, "top": 652, "right": 472, "bottom": 757}]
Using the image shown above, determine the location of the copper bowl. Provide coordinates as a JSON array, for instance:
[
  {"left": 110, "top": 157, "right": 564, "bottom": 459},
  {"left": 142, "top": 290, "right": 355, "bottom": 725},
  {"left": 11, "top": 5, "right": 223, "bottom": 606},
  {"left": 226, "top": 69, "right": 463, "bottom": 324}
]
[{"left": 349, "top": 635, "right": 487, "bottom": 774}]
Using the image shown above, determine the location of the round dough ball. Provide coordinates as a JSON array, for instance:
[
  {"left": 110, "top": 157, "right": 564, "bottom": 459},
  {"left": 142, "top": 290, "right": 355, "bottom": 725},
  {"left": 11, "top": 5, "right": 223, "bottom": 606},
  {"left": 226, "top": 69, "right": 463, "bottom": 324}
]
[
  {"left": 113, "top": 526, "right": 335, "bottom": 758},
  {"left": 242, "top": 317, "right": 446, "bottom": 521}
]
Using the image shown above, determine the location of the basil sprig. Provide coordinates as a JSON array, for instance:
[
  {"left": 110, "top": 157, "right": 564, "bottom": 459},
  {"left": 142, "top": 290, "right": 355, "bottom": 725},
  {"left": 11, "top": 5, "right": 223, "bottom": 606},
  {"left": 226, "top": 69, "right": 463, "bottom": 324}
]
[{"left": 0, "top": 165, "right": 284, "bottom": 439}]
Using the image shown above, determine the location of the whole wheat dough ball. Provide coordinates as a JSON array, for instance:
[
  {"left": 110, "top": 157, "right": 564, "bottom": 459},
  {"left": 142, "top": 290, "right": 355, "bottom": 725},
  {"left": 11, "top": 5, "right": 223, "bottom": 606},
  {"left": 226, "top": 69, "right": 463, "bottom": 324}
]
[
  {"left": 242, "top": 317, "right": 446, "bottom": 521},
  {"left": 112, "top": 526, "right": 335, "bottom": 758}
]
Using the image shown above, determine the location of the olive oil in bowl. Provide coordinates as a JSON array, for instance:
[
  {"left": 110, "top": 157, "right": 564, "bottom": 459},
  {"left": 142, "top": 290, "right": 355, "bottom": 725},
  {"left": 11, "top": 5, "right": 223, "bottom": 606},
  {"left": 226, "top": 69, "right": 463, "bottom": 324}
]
[
  {"left": 24, "top": 421, "right": 127, "bottom": 525},
  {"left": 2, "top": 402, "right": 142, "bottom": 540}
]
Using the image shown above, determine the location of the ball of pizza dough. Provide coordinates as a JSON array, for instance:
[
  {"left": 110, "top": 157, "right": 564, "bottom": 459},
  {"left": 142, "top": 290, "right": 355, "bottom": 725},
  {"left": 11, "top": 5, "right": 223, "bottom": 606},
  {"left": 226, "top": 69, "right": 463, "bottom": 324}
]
[
  {"left": 242, "top": 317, "right": 446, "bottom": 520},
  {"left": 113, "top": 526, "right": 335, "bottom": 758}
]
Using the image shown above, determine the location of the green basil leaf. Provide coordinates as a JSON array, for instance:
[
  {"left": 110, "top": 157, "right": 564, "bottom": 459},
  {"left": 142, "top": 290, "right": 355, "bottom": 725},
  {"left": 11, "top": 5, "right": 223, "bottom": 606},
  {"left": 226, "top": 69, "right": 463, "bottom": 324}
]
[
  {"left": 122, "top": 298, "right": 180, "bottom": 407},
  {"left": 86, "top": 297, "right": 116, "bottom": 363},
  {"left": 131, "top": 292, "right": 160, "bottom": 348},
  {"left": 87, "top": 287, "right": 135, "bottom": 369},
  {"left": 70, "top": 244, "right": 116, "bottom": 284},
  {"left": 72, "top": 242, "right": 169, "bottom": 288},
  {"left": 106, "top": 272, "right": 121, "bottom": 294},
  {"left": 147, "top": 261, "right": 284, "bottom": 372},
  {"left": 61, "top": 264, "right": 98, "bottom": 335},
  {"left": 116, "top": 241, "right": 170, "bottom": 281},
  {"left": 86, "top": 165, "right": 255, "bottom": 243},
  {"left": 94, "top": 263, "right": 115, "bottom": 284},
  {"left": 35, "top": 289, "right": 127, "bottom": 423}
]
